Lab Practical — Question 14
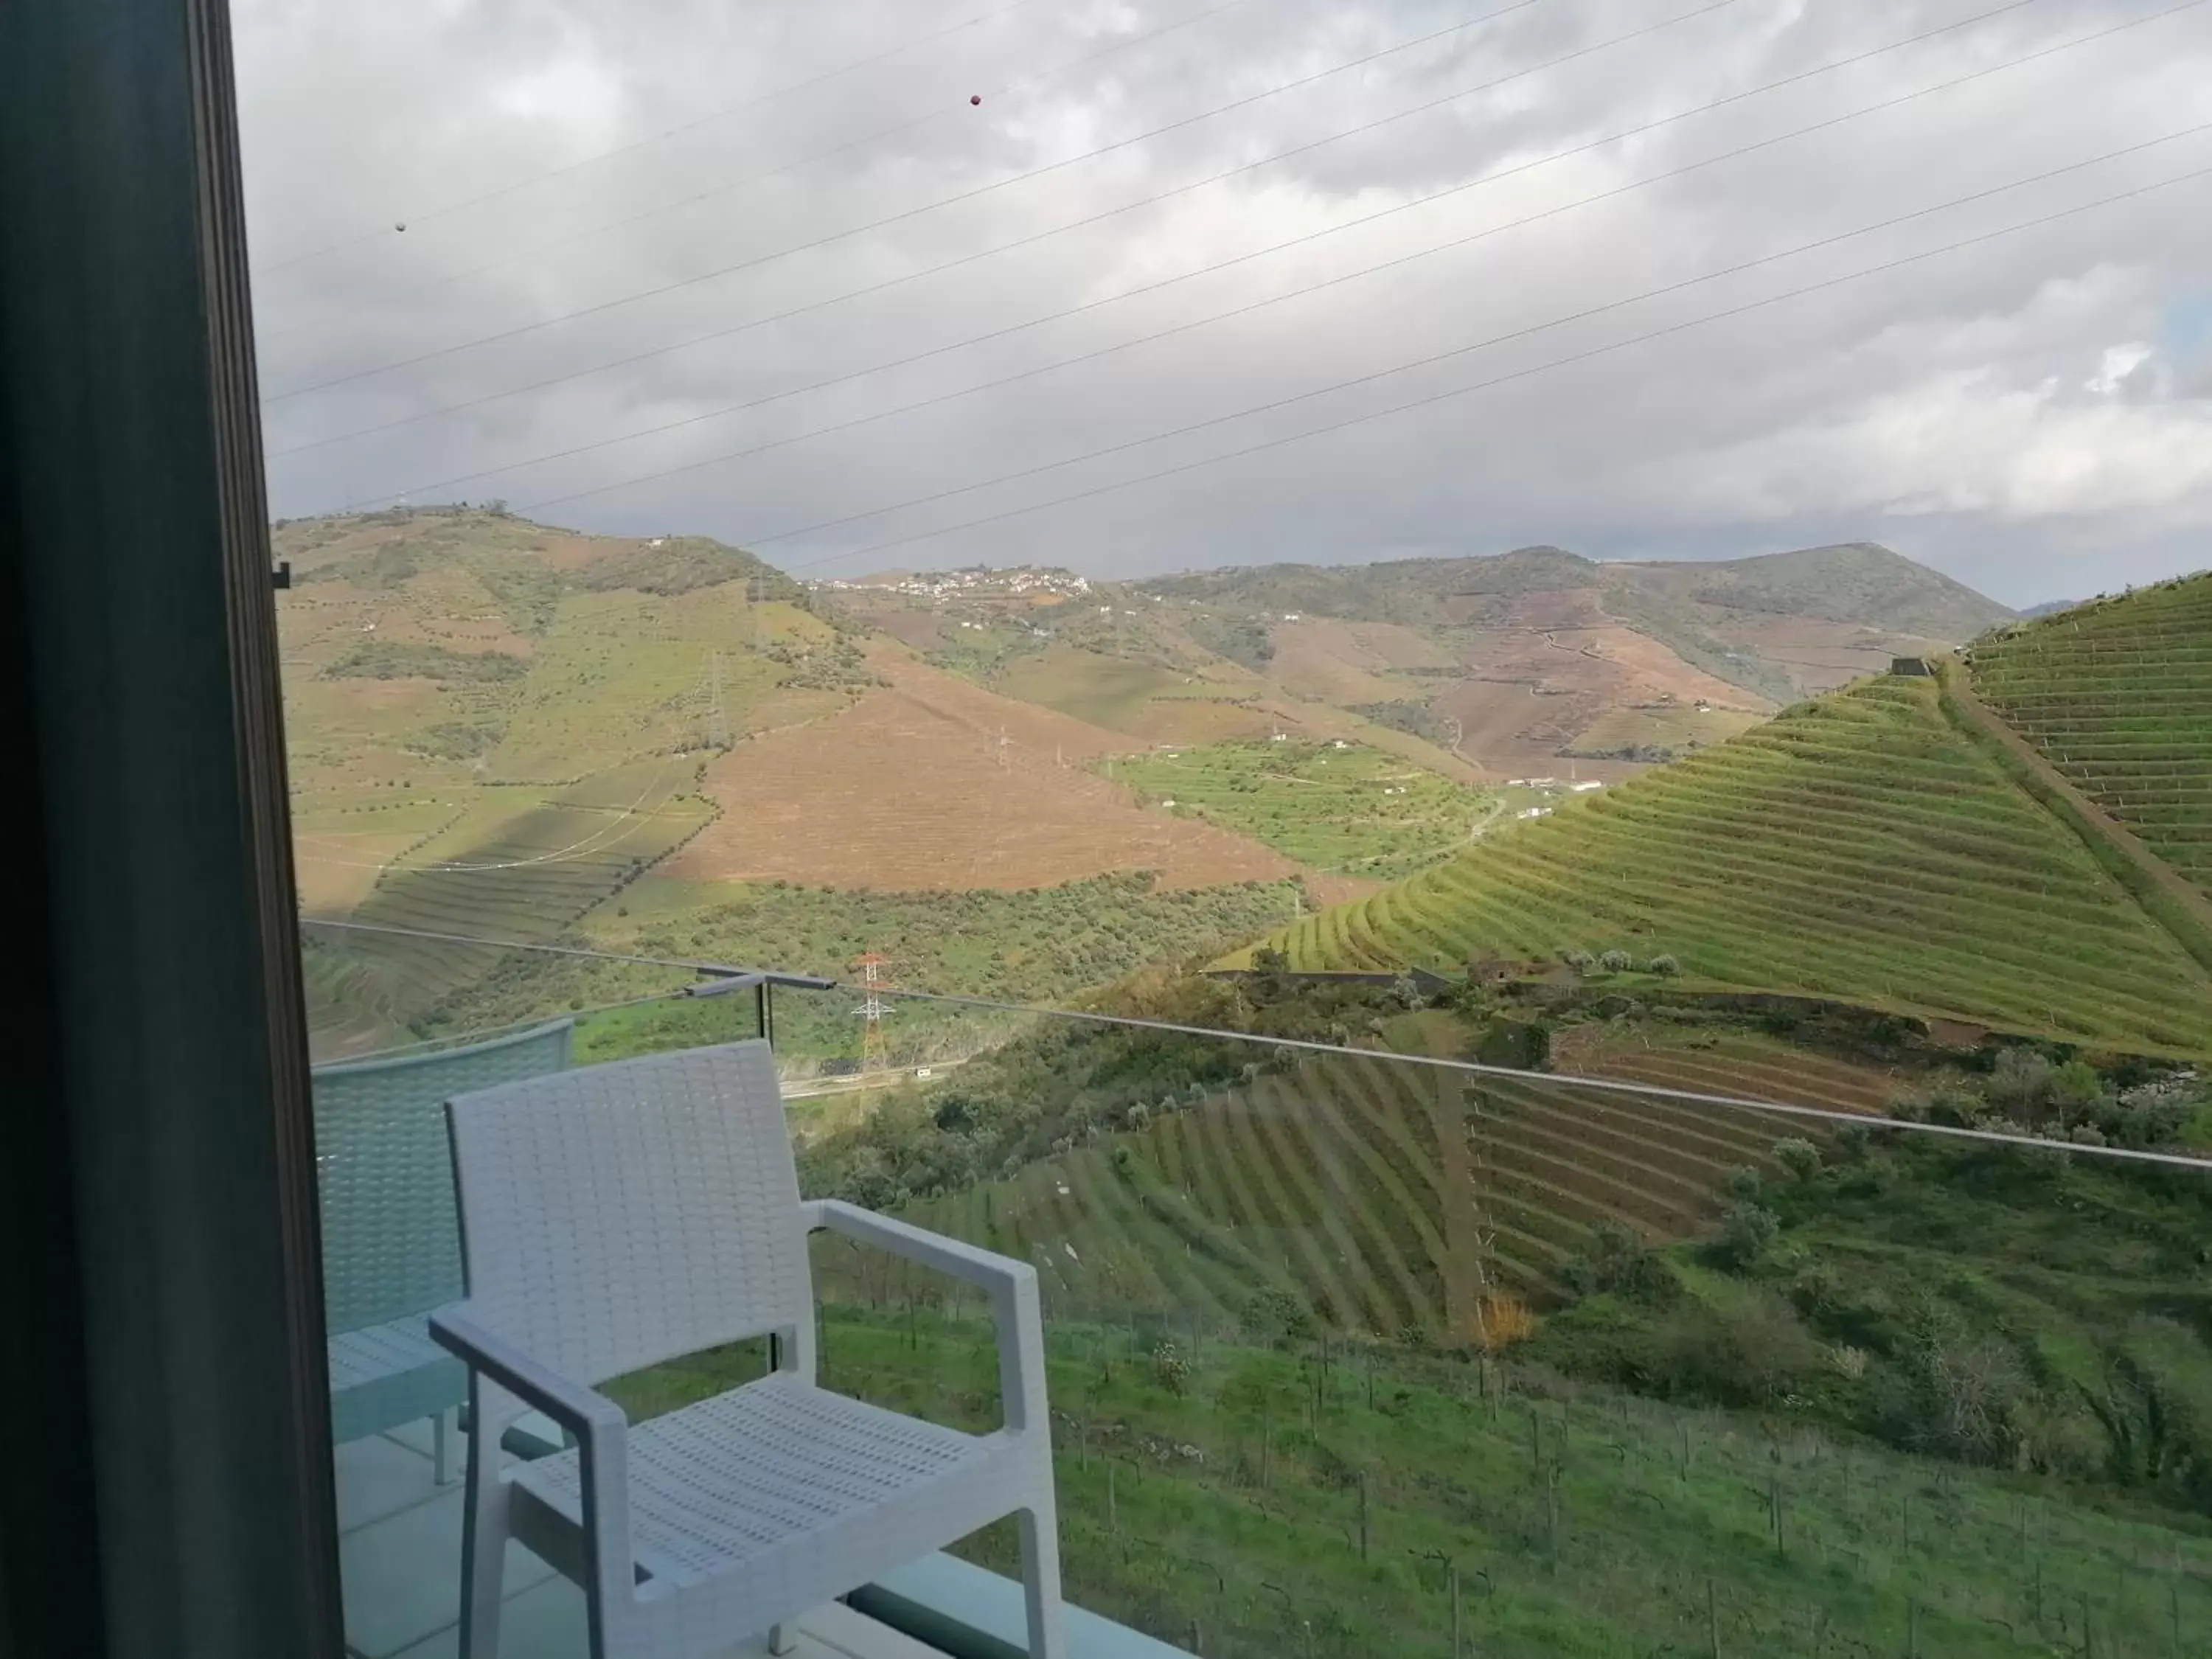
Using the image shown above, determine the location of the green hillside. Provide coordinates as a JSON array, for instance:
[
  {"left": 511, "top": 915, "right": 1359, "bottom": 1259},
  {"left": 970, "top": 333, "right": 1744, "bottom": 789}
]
[
  {"left": 1611, "top": 541, "right": 2014, "bottom": 638},
  {"left": 1971, "top": 571, "right": 2212, "bottom": 899},
  {"left": 637, "top": 1296, "right": 2212, "bottom": 1659},
  {"left": 1242, "top": 675, "right": 2212, "bottom": 1055},
  {"left": 765, "top": 998, "right": 2212, "bottom": 1658},
  {"left": 1105, "top": 738, "right": 1495, "bottom": 880}
]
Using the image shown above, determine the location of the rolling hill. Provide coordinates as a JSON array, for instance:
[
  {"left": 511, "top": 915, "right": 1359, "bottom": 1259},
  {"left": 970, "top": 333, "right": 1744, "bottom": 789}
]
[
  {"left": 279, "top": 509, "right": 1434, "bottom": 1051},
  {"left": 1139, "top": 540, "right": 2011, "bottom": 709},
  {"left": 839, "top": 541, "right": 2008, "bottom": 787},
  {"left": 1237, "top": 668, "right": 2212, "bottom": 1057}
]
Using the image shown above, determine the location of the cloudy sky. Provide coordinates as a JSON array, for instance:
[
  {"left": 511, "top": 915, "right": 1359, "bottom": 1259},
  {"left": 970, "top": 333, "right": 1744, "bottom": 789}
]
[{"left": 237, "top": 0, "right": 2212, "bottom": 605}]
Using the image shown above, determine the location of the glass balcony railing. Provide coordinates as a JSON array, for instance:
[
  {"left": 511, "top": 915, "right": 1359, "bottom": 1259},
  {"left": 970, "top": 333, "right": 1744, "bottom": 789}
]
[{"left": 313, "top": 938, "right": 2212, "bottom": 1659}]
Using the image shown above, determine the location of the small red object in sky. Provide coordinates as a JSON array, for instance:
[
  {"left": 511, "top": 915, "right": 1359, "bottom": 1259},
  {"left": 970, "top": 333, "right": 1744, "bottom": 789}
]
[{"left": 970, "top": 94, "right": 982, "bottom": 106}]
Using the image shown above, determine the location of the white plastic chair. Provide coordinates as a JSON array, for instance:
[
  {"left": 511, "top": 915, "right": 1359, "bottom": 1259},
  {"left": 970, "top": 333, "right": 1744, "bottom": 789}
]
[{"left": 429, "top": 1040, "right": 1068, "bottom": 1659}]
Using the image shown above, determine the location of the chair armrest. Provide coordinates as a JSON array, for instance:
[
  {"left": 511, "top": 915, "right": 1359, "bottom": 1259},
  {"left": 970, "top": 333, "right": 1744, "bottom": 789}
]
[
  {"left": 800, "top": 1200, "right": 1051, "bottom": 1436},
  {"left": 430, "top": 1304, "right": 637, "bottom": 1608},
  {"left": 801, "top": 1199, "right": 1034, "bottom": 1295},
  {"left": 428, "top": 1304, "right": 627, "bottom": 1443}
]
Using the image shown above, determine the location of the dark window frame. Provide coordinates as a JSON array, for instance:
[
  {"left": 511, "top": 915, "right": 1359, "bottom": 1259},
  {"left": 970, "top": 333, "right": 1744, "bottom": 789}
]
[{"left": 1, "top": 2, "right": 342, "bottom": 1655}]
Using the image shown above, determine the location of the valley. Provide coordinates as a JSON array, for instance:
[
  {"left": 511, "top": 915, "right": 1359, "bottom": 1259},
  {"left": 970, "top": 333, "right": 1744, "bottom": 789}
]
[
  {"left": 296, "top": 510, "right": 1992, "bottom": 1051},
  {"left": 277, "top": 509, "right": 2212, "bottom": 1658}
]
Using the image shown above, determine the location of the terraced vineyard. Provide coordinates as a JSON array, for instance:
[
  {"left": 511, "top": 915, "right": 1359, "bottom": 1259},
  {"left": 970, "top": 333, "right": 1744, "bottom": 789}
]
[
  {"left": 1241, "top": 676, "right": 2212, "bottom": 1055},
  {"left": 1970, "top": 571, "right": 2212, "bottom": 897},
  {"left": 896, "top": 1054, "right": 1799, "bottom": 1340},
  {"left": 1554, "top": 1026, "right": 1905, "bottom": 1115}
]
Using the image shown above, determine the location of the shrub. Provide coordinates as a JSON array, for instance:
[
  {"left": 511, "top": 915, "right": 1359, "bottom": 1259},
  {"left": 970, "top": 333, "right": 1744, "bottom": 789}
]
[
  {"left": 1921, "top": 1087, "right": 1986, "bottom": 1129},
  {"left": 1835, "top": 1121, "right": 1874, "bottom": 1161},
  {"left": 1239, "top": 1287, "right": 1315, "bottom": 1346},
  {"left": 1151, "top": 1340, "right": 1192, "bottom": 1396},
  {"left": 1873, "top": 1304, "right": 2034, "bottom": 1466},
  {"left": 1725, "top": 1166, "right": 1764, "bottom": 1203},
  {"left": 1563, "top": 949, "right": 1598, "bottom": 975},
  {"left": 1711, "top": 1201, "right": 1780, "bottom": 1270},
  {"left": 2051, "top": 1058, "right": 2105, "bottom": 1112},
  {"left": 1986, "top": 1048, "right": 2054, "bottom": 1112},
  {"left": 1656, "top": 1291, "right": 1822, "bottom": 1405},
  {"left": 1599, "top": 948, "right": 1632, "bottom": 973},
  {"left": 2108, "top": 1075, "right": 2200, "bottom": 1147},
  {"left": 1562, "top": 1220, "right": 1673, "bottom": 1303},
  {"left": 1773, "top": 1137, "right": 1822, "bottom": 1181},
  {"left": 1646, "top": 953, "right": 1680, "bottom": 975}
]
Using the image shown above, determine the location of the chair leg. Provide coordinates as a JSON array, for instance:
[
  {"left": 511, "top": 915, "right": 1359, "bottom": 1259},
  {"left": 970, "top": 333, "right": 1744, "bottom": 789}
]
[
  {"left": 1017, "top": 1502, "right": 1069, "bottom": 1659},
  {"left": 457, "top": 1422, "right": 509, "bottom": 1659},
  {"left": 433, "top": 1406, "right": 456, "bottom": 1486}
]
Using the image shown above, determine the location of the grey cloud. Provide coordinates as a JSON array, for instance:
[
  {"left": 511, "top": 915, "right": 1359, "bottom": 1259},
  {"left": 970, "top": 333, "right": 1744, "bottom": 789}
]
[{"left": 239, "top": 0, "right": 2212, "bottom": 606}]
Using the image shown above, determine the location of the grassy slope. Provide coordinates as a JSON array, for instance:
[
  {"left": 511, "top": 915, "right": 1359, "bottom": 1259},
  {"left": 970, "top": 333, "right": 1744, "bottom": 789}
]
[
  {"left": 1107, "top": 739, "right": 1493, "bottom": 880},
  {"left": 400, "top": 872, "right": 1311, "bottom": 1064},
  {"left": 1618, "top": 542, "right": 2015, "bottom": 639},
  {"left": 981, "top": 619, "right": 1486, "bottom": 785},
  {"left": 1242, "top": 677, "right": 2212, "bottom": 1056},
  {"left": 617, "top": 1291, "right": 2212, "bottom": 1659},
  {"left": 1971, "top": 571, "right": 2212, "bottom": 900}
]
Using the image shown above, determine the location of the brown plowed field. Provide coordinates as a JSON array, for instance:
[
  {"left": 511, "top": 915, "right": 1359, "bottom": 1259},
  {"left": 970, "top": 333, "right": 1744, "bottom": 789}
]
[
  {"left": 1267, "top": 620, "right": 1418, "bottom": 705},
  {"left": 1337, "top": 621, "right": 1460, "bottom": 670},
  {"left": 1428, "top": 681, "right": 1639, "bottom": 781},
  {"left": 1418, "top": 592, "right": 1772, "bottom": 776},
  {"left": 673, "top": 651, "right": 1302, "bottom": 891}
]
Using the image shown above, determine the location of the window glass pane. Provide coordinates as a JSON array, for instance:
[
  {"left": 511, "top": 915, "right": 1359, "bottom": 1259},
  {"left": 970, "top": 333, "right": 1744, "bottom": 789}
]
[{"left": 241, "top": 2, "right": 2212, "bottom": 1654}]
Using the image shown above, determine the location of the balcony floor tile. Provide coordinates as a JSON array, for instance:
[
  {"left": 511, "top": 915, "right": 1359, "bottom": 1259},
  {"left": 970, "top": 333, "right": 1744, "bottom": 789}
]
[{"left": 338, "top": 1413, "right": 942, "bottom": 1659}]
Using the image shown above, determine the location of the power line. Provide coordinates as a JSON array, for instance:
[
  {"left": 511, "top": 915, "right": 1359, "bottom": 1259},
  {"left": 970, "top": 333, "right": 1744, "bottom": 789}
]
[
  {"left": 256, "top": 0, "right": 1060, "bottom": 276},
  {"left": 295, "top": 917, "right": 2212, "bottom": 1171},
  {"left": 745, "top": 150, "right": 2212, "bottom": 567},
  {"left": 260, "top": 2, "right": 1283, "bottom": 336},
  {"left": 874, "top": 987, "right": 2212, "bottom": 1168},
  {"left": 299, "top": 0, "right": 2063, "bottom": 487},
  {"left": 258, "top": 0, "right": 1615, "bottom": 404},
  {"left": 447, "top": 0, "right": 2129, "bottom": 516}
]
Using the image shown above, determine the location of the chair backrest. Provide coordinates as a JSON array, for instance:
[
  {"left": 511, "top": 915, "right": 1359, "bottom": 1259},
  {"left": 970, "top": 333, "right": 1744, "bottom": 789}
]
[
  {"left": 313, "top": 1019, "right": 574, "bottom": 1335},
  {"left": 444, "top": 1040, "right": 811, "bottom": 1388}
]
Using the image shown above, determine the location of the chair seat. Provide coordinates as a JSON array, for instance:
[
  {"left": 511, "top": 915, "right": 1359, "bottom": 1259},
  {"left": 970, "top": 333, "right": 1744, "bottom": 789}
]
[
  {"left": 510, "top": 1374, "right": 998, "bottom": 1591},
  {"left": 328, "top": 1316, "right": 462, "bottom": 1444}
]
